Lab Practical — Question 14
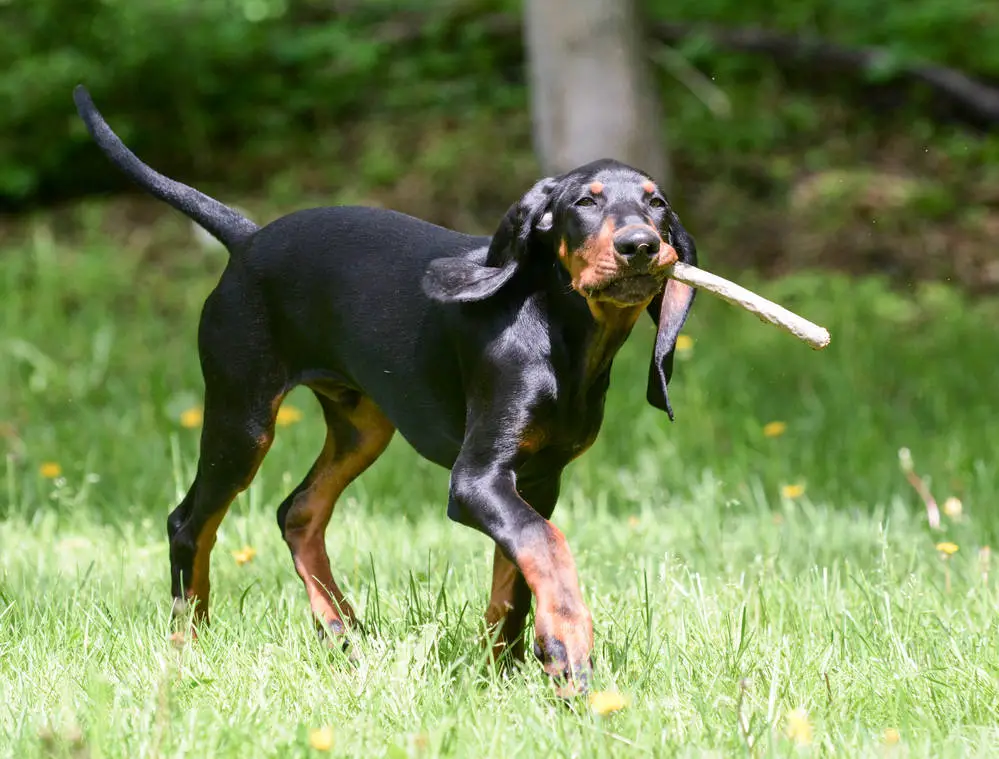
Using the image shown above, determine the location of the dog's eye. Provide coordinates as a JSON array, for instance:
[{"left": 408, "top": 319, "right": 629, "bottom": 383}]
[
  {"left": 575, "top": 197, "right": 597, "bottom": 208},
  {"left": 648, "top": 197, "right": 667, "bottom": 209}
]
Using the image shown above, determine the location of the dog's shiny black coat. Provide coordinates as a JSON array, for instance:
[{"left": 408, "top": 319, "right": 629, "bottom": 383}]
[{"left": 73, "top": 84, "right": 697, "bottom": 691}]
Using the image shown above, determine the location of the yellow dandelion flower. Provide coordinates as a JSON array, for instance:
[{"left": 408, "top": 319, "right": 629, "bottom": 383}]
[
  {"left": 589, "top": 690, "right": 628, "bottom": 715},
  {"left": 781, "top": 483, "right": 805, "bottom": 499},
  {"left": 179, "top": 407, "right": 203, "bottom": 428},
  {"left": 308, "top": 726, "right": 334, "bottom": 751},
  {"left": 763, "top": 421, "right": 787, "bottom": 438},
  {"left": 276, "top": 405, "right": 303, "bottom": 426},
  {"left": 39, "top": 462, "right": 62, "bottom": 479},
  {"left": 231, "top": 546, "right": 257, "bottom": 565},
  {"left": 785, "top": 708, "right": 812, "bottom": 745},
  {"left": 943, "top": 497, "right": 963, "bottom": 519},
  {"left": 884, "top": 727, "right": 901, "bottom": 745},
  {"left": 675, "top": 334, "right": 694, "bottom": 353},
  {"left": 936, "top": 542, "right": 959, "bottom": 557},
  {"left": 627, "top": 515, "right": 640, "bottom": 528}
]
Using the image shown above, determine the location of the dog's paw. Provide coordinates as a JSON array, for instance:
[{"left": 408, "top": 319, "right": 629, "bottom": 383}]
[
  {"left": 316, "top": 618, "right": 362, "bottom": 663},
  {"left": 532, "top": 608, "right": 594, "bottom": 697}
]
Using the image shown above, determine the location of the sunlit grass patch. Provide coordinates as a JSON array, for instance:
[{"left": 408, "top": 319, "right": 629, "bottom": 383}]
[{"left": 2, "top": 226, "right": 999, "bottom": 756}]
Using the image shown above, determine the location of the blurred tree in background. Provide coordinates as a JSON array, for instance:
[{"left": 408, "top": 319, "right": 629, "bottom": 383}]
[
  {"left": 1, "top": 0, "right": 997, "bottom": 287},
  {"left": 525, "top": 0, "right": 668, "bottom": 185}
]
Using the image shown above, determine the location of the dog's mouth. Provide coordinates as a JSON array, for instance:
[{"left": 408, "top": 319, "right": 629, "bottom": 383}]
[{"left": 586, "top": 272, "right": 664, "bottom": 305}]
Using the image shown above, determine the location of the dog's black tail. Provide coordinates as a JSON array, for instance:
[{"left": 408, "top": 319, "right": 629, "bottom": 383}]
[{"left": 73, "top": 85, "right": 259, "bottom": 250}]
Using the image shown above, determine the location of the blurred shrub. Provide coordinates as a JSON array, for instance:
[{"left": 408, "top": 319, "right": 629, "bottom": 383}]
[
  {"left": 0, "top": 0, "right": 524, "bottom": 205},
  {"left": 656, "top": 0, "right": 999, "bottom": 80},
  {"left": 1, "top": 0, "right": 998, "bottom": 207}
]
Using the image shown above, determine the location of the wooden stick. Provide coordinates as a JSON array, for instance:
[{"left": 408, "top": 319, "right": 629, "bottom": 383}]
[{"left": 667, "top": 261, "right": 831, "bottom": 349}]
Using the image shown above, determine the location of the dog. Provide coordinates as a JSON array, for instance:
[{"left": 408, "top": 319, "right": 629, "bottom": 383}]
[{"left": 73, "top": 84, "right": 697, "bottom": 694}]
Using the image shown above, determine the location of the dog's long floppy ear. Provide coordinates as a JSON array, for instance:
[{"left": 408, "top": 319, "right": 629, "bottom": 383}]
[
  {"left": 646, "top": 210, "right": 698, "bottom": 421},
  {"left": 423, "top": 177, "right": 556, "bottom": 303}
]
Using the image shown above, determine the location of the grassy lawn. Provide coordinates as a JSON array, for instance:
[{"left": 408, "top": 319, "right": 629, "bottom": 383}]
[{"left": 2, "top": 213, "right": 999, "bottom": 756}]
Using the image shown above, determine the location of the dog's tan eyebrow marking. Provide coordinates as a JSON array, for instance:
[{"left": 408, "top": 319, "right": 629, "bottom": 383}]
[
  {"left": 589, "top": 181, "right": 604, "bottom": 195},
  {"left": 641, "top": 180, "right": 656, "bottom": 194}
]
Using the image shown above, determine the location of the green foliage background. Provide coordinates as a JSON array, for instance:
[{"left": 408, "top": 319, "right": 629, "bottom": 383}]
[{"left": 3, "top": 0, "right": 999, "bottom": 206}]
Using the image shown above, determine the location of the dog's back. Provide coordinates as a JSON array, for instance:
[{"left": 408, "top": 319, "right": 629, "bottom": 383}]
[{"left": 229, "top": 205, "right": 490, "bottom": 464}]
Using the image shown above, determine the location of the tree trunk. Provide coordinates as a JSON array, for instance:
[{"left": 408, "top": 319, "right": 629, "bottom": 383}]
[{"left": 523, "top": 0, "right": 670, "bottom": 188}]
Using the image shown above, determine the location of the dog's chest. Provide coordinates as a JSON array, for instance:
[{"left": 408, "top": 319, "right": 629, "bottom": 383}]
[{"left": 542, "top": 375, "right": 610, "bottom": 461}]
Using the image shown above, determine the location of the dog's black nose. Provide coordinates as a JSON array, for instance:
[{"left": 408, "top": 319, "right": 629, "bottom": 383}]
[{"left": 613, "top": 227, "right": 661, "bottom": 259}]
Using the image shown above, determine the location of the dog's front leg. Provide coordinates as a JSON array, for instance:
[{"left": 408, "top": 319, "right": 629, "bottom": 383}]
[
  {"left": 485, "top": 475, "right": 562, "bottom": 664},
  {"left": 449, "top": 451, "right": 592, "bottom": 696}
]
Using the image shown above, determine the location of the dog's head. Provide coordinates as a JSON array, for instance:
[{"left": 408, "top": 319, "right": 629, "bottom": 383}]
[{"left": 423, "top": 159, "right": 697, "bottom": 418}]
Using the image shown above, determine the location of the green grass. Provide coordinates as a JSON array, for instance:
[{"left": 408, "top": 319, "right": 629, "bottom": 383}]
[{"left": 2, "top": 213, "right": 999, "bottom": 756}]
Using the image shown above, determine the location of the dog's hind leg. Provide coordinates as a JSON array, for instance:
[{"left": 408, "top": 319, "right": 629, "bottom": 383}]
[
  {"left": 167, "top": 287, "right": 287, "bottom": 630},
  {"left": 277, "top": 389, "right": 395, "bottom": 643},
  {"left": 167, "top": 383, "right": 284, "bottom": 628}
]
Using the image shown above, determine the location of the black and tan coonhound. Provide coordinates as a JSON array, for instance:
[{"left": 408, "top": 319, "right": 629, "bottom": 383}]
[{"left": 73, "top": 84, "right": 697, "bottom": 694}]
